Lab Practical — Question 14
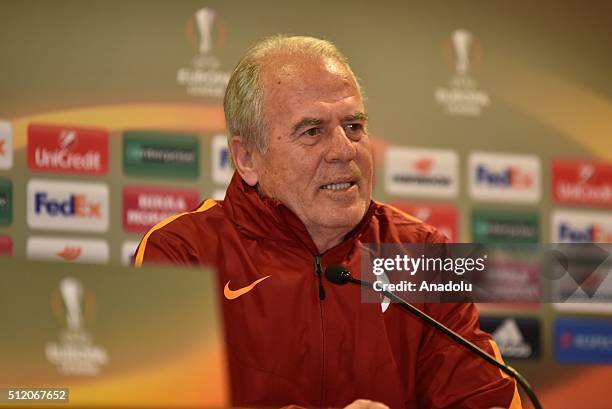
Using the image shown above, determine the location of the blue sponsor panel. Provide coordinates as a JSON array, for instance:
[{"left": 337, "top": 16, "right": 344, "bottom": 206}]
[{"left": 555, "top": 318, "right": 612, "bottom": 364}]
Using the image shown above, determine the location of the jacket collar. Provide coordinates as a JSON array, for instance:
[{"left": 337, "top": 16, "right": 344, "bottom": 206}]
[{"left": 222, "top": 172, "right": 376, "bottom": 256}]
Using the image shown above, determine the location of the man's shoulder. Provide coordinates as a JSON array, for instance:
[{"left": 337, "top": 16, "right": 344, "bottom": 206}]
[
  {"left": 371, "top": 201, "right": 448, "bottom": 244},
  {"left": 146, "top": 198, "right": 226, "bottom": 236},
  {"left": 133, "top": 199, "right": 228, "bottom": 266}
]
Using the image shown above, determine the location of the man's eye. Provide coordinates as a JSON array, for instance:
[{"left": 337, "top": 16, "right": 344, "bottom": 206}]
[
  {"left": 303, "top": 128, "right": 322, "bottom": 137},
  {"left": 343, "top": 123, "right": 365, "bottom": 135}
]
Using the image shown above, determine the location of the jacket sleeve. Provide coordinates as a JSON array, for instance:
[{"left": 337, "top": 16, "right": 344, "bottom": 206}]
[
  {"left": 133, "top": 228, "right": 199, "bottom": 267},
  {"left": 416, "top": 302, "right": 522, "bottom": 409},
  {"left": 413, "top": 228, "right": 523, "bottom": 408}
]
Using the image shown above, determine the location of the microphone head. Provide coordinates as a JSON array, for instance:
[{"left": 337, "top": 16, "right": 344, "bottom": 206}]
[{"left": 325, "top": 264, "right": 350, "bottom": 285}]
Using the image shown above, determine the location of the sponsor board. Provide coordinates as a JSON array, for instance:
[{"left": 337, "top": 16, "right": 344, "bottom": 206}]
[
  {"left": 385, "top": 147, "right": 458, "bottom": 198},
  {"left": 0, "top": 235, "right": 12, "bottom": 255},
  {"left": 480, "top": 317, "right": 540, "bottom": 360},
  {"left": 552, "top": 158, "right": 612, "bottom": 208},
  {"left": 434, "top": 29, "right": 490, "bottom": 116},
  {"left": 391, "top": 202, "right": 458, "bottom": 242},
  {"left": 550, "top": 241, "right": 612, "bottom": 311},
  {"left": 472, "top": 210, "right": 539, "bottom": 243},
  {"left": 552, "top": 210, "right": 612, "bottom": 243},
  {"left": 555, "top": 318, "right": 612, "bottom": 364},
  {"left": 122, "top": 241, "right": 140, "bottom": 266},
  {"left": 46, "top": 277, "right": 109, "bottom": 375},
  {"left": 212, "top": 134, "right": 232, "bottom": 185},
  {"left": 27, "top": 123, "right": 108, "bottom": 175},
  {"left": 27, "top": 179, "right": 109, "bottom": 232},
  {"left": 469, "top": 152, "right": 541, "bottom": 203},
  {"left": 27, "top": 236, "right": 109, "bottom": 264},
  {"left": 0, "top": 120, "right": 13, "bottom": 169},
  {"left": 122, "top": 185, "right": 200, "bottom": 232},
  {"left": 0, "top": 179, "right": 12, "bottom": 226},
  {"left": 176, "top": 8, "right": 231, "bottom": 97},
  {"left": 123, "top": 131, "right": 199, "bottom": 179}
]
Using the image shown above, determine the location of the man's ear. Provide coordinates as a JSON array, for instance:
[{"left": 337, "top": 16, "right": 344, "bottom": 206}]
[{"left": 230, "top": 135, "right": 260, "bottom": 186}]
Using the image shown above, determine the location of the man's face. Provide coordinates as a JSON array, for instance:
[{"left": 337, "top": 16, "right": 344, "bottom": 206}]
[{"left": 251, "top": 54, "right": 373, "bottom": 238}]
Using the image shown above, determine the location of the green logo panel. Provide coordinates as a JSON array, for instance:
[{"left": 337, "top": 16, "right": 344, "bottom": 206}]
[
  {"left": 472, "top": 210, "right": 539, "bottom": 243},
  {"left": 0, "top": 179, "right": 12, "bottom": 226},
  {"left": 123, "top": 132, "right": 200, "bottom": 179}
]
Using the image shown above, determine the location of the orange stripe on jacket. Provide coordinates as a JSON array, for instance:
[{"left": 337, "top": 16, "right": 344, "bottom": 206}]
[
  {"left": 489, "top": 339, "right": 523, "bottom": 409},
  {"left": 133, "top": 199, "right": 217, "bottom": 267},
  {"left": 375, "top": 201, "right": 422, "bottom": 223}
]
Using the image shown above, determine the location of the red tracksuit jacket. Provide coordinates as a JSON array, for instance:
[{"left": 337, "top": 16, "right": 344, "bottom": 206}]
[{"left": 135, "top": 174, "right": 522, "bottom": 409}]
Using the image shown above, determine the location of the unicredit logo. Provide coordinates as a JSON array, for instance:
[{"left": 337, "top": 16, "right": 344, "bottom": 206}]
[
  {"left": 28, "top": 123, "right": 108, "bottom": 175},
  {"left": 34, "top": 146, "right": 101, "bottom": 171},
  {"left": 35, "top": 192, "right": 101, "bottom": 219},
  {"left": 475, "top": 165, "right": 533, "bottom": 188}
]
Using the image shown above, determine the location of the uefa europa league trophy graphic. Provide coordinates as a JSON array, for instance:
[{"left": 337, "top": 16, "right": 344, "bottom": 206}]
[
  {"left": 60, "top": 277, "right": 84, "bottom": 333},
  {"left": 195, "top": 8, "right": 216, "bottom": 55},
  {"left": 452, "top": 29, "right": 473, "bottom": 76}
]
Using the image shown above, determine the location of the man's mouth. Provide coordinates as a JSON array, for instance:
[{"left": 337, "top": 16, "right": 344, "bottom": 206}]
[{"left": 320, "top": 181, "right": 356, "bottom": 191}]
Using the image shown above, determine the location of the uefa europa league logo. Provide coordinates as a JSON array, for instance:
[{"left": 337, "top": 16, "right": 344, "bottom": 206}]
[
  {"left": 60, "top": 277, "right": 84, "bottom": 332},
  {"left": 452, "top": 29, "right": 473, "bottom": 75},
  {"left": 195, "top": 8, "right": 216, "bottom": 55}
]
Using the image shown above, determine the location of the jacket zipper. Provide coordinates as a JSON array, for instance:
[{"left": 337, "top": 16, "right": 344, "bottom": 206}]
[
  {"left": 314, "top": 255, "right": 326, "bottom": 408},
  {"left": 314, "top": 255, "right": 326, "bottom": 300}
]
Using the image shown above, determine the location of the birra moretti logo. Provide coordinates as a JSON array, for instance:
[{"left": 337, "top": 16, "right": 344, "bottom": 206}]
[
  {"left": 122, "top": 186, "right": 200, "bottom": 232},
  {"left": 176, "top": 8, "right": 231, "bottom": 97},
  {"left": 46, "top": 277, "right": 108, "bottom": 376},
  {"left": 435, "top": 29, "right": 490, "bottom": 116},
  {"left": 27, "top": 180, "right": 109, "bottom": 232},
  {"left": 28, "top": 123, "right": 108, "bottom": 175}
]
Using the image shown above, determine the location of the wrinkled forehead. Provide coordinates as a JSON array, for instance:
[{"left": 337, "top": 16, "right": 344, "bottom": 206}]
[{"left": 260, "top": 54, "right": 360, "bottom": 99}]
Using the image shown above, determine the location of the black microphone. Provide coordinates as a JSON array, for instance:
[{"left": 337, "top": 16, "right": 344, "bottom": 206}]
[{"left": 325, "top": 264, "right": 543, "bottom": 409}]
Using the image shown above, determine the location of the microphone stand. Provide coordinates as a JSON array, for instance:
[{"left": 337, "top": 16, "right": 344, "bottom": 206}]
[{"left": 331, "top": 268, "right": 543, "bottom": 409}]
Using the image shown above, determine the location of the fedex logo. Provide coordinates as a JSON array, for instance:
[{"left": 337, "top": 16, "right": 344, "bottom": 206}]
[
  {"left": 552, "top": 211, "right": 612, "bottom": 243},
  {"left": 475, "top": 165, "right": 533, "bottom": 188},
  {"left": 35, "top": 193, "right": 101, "bottom": 218},
  {"left": 212, "top": 135, "right": 233, "bottom": 185},
  {"left": 469, "top": 152, "right": 540, "bottom": 203},
  {"left": 27, "top": 179, "right": 109, "bottom": 232},
  {"left": 557, "top": 223, "right": 611, "bottom": 243}
]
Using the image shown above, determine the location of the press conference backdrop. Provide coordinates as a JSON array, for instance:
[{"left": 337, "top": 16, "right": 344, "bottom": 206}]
[{"left": 1, "top": 1, "right": 611, "bottom": 408}]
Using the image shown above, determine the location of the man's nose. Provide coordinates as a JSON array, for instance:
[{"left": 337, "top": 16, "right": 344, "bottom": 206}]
[{"left": 325, "top": 125, "right": 357, "bottom": 162}]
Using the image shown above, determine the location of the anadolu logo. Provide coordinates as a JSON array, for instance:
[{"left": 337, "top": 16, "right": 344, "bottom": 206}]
[
  {"left": 46, "top": 277, "right": 109, "bottom": 375},
  {"left": 176, "top": 8, "right": 231, "bottom": 98},
  {"left": 435, "top": 29, "right": 490, "bottom": 116},
  {"left": 475, "top": 165, "right": 534, "bottom": 189}
]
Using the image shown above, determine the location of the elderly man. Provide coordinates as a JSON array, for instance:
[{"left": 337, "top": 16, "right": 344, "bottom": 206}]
[{"left": 135, "top": 35, "right": 521, "bottom": 409}]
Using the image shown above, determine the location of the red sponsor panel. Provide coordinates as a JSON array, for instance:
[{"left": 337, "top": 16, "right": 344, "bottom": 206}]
[
  {"left": 123, "top": 185, "right": 200, "bottom": 233},
  {"left": 390, "top": 202, "right": 459, "bottom": 242},
  {"left": 0, "top": 235, "right": 12, "bottom": 255},
  {"left": 27, "top": 123, "right": 109, "bottom": 175},
  {"left": 552, "top": 158, "right": 612, "bottom": 207}
]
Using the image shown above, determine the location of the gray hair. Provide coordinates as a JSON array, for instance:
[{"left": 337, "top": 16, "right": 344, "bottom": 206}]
[{"left": 223, "top": 35, "right": 361, "bottom": 154}]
